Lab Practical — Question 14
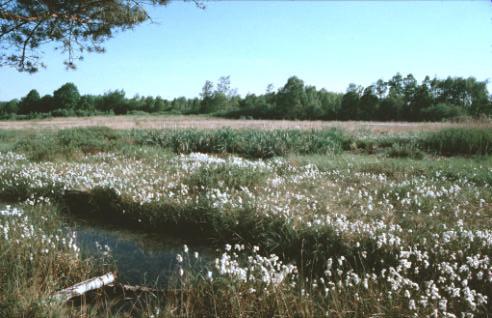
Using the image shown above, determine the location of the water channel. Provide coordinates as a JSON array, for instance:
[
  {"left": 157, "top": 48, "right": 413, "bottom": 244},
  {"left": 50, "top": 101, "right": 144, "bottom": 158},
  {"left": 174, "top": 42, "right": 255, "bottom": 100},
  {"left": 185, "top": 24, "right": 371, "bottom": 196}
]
[{"left": 70, "top": 217, "right": 214, "bottom": 287}]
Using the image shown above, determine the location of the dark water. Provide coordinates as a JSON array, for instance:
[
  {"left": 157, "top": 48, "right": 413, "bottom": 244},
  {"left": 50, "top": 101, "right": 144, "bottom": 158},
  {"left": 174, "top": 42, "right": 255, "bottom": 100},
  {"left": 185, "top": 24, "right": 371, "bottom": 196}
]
[{"left": 70, "top": 219, "right": 214, "bottom": 287}]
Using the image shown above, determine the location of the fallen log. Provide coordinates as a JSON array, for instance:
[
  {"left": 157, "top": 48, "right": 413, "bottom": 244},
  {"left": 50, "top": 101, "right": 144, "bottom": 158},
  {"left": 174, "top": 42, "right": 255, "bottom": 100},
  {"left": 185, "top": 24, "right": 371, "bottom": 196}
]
[{"left": 51, "top": 272, "right": 117, "bottom": 303}]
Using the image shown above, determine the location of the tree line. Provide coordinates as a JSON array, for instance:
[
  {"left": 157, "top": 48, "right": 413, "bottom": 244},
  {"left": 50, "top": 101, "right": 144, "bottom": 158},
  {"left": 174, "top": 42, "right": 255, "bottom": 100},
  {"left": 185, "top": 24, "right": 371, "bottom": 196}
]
[{"left": 1, "top": 73, "right": 490, "bottom": 121}]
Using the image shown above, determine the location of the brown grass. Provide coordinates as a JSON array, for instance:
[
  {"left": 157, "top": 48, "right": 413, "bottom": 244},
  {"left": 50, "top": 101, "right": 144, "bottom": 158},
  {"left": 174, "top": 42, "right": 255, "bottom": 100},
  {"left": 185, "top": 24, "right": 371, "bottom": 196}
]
[{"left": 0, "top": 115, "right": 490, "bottom": 133}]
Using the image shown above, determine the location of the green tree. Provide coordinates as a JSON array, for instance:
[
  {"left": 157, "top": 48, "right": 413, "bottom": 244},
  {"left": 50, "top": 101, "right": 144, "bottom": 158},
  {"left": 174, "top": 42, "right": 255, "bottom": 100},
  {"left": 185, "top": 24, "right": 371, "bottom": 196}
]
[
  {"left": 402, "top": 74, "right": 417, "bottom": 117},
  {"left": 38, "top": 94, "right": 54, "bottom": 113},
  {"left": 0, "top": 99, "right": 18, "bottom": 115},
  {"left": 97, "top": 90, "right": 126, "bottom": 114},
  {"left": 199, "top": 77, "right": 234, "bottom": 114},
  {"left": 318, "top": 90, "right": 342, "bottom": 120},
  {"left": 142, "top": 96, "right": 156, "bottom": 113},
  {"left": 339, "top": 84, "right": 362, "bottom": 120},
  {"left": 430, "top": 76, "right": 490, "bottom": 117},
  {"left": 378, "top": 96, "right": 404, "bottom": 121},
  {"left": 466, "top": 78, "right": 490, "bottom": 116},
  {"left": 77, "top": 95, "right": 97, "bottom": 111},
  {"left": 53, "top": 83, "right": 80, "bottom": 110},
  {"left": 154, "top": 96, "right": 168, "bottom": 112},
  {"left": 171, "top": 97, "right": 188, "bottom": 113},
  {"left": 303, "top": 85, "right": 322, "bottom": 119},
  {"left": 375, "top": 79, "right": 387, "bottom": 99},
  {"left": 18, "top": 89, "right": 40, "bottom": 114},
  {"left": 408, "top": 77, "right": 433, "bottom": 121},
  {"left": 402, "top": 74, "right": 417, "bottom": 100},
  {"left": 387, "top": 73, "right": 404, "bottom": 98},
  {"left": 359, "top": 86, "right": 379, "bottom": 121},
  {"left": 216, "top": 76, "right": 231, "bottom": 96},
  {"left": 200, "top": 80, "right": 215, "bottom": 113},
  {"left": 275, "top": 76, "right": 307, "bottom": 119},
  {"left": 421, "top": 103, "right": 465, "bottom": 121}
]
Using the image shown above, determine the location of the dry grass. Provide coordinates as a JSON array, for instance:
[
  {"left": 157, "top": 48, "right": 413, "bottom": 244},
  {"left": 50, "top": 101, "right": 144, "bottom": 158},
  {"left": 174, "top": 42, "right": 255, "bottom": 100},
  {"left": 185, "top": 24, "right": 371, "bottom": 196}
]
[{"left": 0, "top": 115, "right": 491, "bottom": 133}]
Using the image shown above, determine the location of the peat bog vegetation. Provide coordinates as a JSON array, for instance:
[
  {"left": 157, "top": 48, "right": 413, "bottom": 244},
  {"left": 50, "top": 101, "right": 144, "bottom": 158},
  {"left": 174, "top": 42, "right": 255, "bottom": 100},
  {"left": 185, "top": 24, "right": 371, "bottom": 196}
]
[{"left": 0, "top": 126, "right": 492, "bottom": 317}]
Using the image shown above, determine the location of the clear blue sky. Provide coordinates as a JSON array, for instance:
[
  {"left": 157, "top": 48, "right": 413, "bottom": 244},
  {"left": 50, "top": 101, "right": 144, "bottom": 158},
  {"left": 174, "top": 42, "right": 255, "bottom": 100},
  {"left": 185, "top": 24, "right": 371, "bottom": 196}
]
[{"left": 1, "top": 1, "right": 491, "bottom": 100}]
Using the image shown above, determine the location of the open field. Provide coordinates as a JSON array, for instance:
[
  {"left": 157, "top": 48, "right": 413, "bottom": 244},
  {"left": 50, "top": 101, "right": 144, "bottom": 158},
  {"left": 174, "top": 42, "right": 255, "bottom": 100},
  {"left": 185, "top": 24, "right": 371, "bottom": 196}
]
[
  {"left": 0, "top": 126, "right": 491, "bottom": 317},
  {"left": 1, "top": 115, "right": 491, "bottom": 133}
]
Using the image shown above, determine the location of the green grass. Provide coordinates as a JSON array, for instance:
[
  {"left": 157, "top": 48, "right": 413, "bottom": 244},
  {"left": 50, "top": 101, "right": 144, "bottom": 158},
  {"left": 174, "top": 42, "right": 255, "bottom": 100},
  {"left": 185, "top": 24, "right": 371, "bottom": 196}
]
[
  {"left": 289, "top": 153, "right": 492, "bottom": 186},
  {"left": 3, "top": 126, "right": 492, "bottom": 161},
  {"left": 182, "top": 164, "right": 270, "bottom": 192},
  {"left": 422, "top": 127, "right": 492, "bottom": 156},
  {"left": 4, "top": 127, "right": 351, "bottom": 160},
  {"left": 135, "top": 128, "right": 351, "bottom": 158},
  {"left": 13, "top": 127, "right": 119, "bottom": 161}
]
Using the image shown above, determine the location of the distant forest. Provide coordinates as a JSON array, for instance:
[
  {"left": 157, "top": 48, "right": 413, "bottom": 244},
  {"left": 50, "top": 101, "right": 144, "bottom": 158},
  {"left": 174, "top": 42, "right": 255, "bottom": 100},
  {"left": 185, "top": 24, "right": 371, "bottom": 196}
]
[{"left": 1, "top": 74, "right": 491, "bottom": 122}]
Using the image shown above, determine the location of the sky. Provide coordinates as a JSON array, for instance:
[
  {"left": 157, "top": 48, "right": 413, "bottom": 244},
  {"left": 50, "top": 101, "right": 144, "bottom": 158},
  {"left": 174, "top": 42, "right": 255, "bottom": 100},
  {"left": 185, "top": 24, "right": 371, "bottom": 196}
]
[{"left": 1, "top": 1, "right": 492, "bottom": 100}]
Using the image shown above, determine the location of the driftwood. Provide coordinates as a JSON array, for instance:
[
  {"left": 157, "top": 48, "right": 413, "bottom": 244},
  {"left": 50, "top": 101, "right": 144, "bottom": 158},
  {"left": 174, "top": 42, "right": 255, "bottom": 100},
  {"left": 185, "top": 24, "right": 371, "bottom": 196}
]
[
  {"left": 51, "top": 272, "right": 168, "bottom": 304},
  {"left": 51, "top": 272, "right": 117, "bottom": 303}
]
